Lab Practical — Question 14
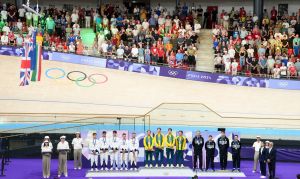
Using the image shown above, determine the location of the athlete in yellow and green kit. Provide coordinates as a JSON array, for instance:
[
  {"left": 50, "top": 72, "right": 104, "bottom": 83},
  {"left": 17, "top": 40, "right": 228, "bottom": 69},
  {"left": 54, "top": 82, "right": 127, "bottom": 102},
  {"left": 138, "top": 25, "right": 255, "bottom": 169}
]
[
  {"left": 175, "top": 130, "right": 186, "bottom": 168},
  {"left": 153, "top": 128, "right": 165, "bottom": 167},
  {"left": 165, "top": 128, "right": 176, "bottom": 167},
  {"left": 143, "top": 130, "right": 154, "bottom": 168}
]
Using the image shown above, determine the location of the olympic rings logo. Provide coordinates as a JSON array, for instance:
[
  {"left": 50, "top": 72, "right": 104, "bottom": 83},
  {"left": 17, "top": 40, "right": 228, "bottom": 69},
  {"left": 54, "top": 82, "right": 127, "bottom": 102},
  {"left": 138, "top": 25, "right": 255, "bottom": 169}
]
[
  {"left": 168, "top": 70, "right": 178, "bottom": 76},
  {"left": 45, "top": 68, "right": 108, "bottom": 87}
]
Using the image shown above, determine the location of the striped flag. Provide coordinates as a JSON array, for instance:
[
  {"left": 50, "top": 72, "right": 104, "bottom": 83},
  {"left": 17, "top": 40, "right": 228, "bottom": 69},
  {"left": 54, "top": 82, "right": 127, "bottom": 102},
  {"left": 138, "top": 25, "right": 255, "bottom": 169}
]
[
  {"left": 31, "top": 41, "right": 43, "bottom": 81},
  {"left": 20, "top": 42, "right": 33, "bottom": 86}
]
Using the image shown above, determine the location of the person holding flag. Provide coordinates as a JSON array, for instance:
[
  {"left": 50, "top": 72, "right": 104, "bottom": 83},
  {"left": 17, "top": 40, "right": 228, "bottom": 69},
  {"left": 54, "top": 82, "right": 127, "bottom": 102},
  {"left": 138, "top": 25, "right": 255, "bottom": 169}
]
[
  {"left": 165, "top": 128, "right": 176, "bottom": 168},
  {"left": 143, "top": 130, "right": 154, "bottom": 168},
  {"left": 175, "top": 130, "right": 186, "bottom": 168},
  {"left": 153, "top": 128, "right": 165, "bottom": 167}
]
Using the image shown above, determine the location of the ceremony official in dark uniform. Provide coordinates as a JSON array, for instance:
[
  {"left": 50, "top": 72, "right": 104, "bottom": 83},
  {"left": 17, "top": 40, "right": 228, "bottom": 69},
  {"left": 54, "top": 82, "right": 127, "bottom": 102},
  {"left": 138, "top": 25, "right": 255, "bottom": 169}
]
[
  {"left": 231, "top": 135, "right": 241, "bottom": 172},
  {"left": 267, "top": 142, "right": 276, "bottom": 179},
  {"left": 259, "top": 141, "right": 267, "bottom": 178},
  {"left": 217, "top": 131, "right": 229, "bottom": 170},
  {"left": 192, "top": 131, "right": 204, "bottom": 171},
  {"left": 205, "top": 135, "right": 215, "bottom": 172}
]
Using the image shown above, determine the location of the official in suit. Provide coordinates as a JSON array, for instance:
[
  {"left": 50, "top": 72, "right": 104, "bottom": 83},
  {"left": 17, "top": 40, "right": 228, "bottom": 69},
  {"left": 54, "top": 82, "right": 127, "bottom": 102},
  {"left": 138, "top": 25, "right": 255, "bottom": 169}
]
[
  {"left": 259, "top": 141, "right": 267, "bottom": 178},
  {"left": 266, "top": 142, "right": 276, "bottom": 179}
]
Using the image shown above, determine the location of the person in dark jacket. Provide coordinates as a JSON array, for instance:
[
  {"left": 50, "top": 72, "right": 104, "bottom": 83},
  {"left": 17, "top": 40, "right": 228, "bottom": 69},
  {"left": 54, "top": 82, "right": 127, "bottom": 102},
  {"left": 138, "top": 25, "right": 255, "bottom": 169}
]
[
  {"left": 205, "top": 135, "right": 215, "bottom": 172},
  {"left": 231, "top": 135, "right": 241, "bottom": 172},
  {"left": 217, "top": 131, "right": 229, "bottom": 170},
  {"left": 267, "top": 142, "right": 276, "bottom": 179},
  {"left": 192, "top": 131, "right": 204, "bottom": 171},
  {"left": 259, "top": 141, "right": 267, "bottom": 178}
]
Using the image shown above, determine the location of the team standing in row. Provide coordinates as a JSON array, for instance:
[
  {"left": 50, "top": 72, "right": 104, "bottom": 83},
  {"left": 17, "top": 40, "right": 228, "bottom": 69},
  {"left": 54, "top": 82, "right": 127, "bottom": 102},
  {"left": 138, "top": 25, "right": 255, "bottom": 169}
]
[{"left": 40, "top": 128, "right": 242, "bottom": 178}]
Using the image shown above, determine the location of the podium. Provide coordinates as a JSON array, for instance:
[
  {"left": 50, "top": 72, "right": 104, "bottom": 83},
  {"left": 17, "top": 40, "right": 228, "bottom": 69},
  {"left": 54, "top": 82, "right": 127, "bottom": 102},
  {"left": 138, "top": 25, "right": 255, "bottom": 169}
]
[{"left": 85, "top": 167, "right": 246, "bottom": 178}]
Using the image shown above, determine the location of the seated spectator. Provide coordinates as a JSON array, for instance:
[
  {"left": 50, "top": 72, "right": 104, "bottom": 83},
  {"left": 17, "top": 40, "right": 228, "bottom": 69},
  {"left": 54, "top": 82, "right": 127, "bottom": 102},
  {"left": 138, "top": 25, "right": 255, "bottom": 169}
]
[
  {"left": 280, "top": 63, "right": 288, "bottom": 77},
  {"left": 175, "top": 50, "right": 184, "bottom": 65},
  {"left": 1, "top": 32, "right": 8, "bottom": 45},
  {"left": 16, "top": 34, "right": 23, "bottom": 46},
  {"left": 69, "top": 42, "right": 75, "bottom": 53}
]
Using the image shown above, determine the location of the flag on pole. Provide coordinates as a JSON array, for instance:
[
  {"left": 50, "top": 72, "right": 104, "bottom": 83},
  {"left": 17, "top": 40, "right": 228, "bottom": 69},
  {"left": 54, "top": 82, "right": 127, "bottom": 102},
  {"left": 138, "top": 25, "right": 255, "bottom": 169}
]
[
  {"left": 20, "top": 41, "right": 32, "bottom": 86},
  {"left": 30, "top": 30, "right": 43, "bottom": 82}
]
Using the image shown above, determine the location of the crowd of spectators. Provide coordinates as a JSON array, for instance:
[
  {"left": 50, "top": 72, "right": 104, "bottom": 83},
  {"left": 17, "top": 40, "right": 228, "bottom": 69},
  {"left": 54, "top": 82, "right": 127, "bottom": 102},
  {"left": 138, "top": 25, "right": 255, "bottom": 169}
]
[
  {"left": 0, "top": 2, "right": 203, "bottom": 69},
  {"left": 212, "top": 6, "right": 300, "bottom": 79}
]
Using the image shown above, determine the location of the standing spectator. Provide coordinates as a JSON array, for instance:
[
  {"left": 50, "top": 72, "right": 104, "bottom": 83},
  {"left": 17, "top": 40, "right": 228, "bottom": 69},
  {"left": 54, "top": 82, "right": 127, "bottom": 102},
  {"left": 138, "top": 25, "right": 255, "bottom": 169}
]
[
  {"left": 25, "top": 11, "right": 32, "bottom": 27},
  {"left": 273, "top": 65, "right": 281, "bottom": 78},
  {"left": 231, "top": 59, "right": 239, "bottom": 75},
  {"left": 131, "top": 44, "right": 138, "bottom": 62},
  {"left": 1, "top": 8, "right": 8, "bottom": 22},
  {"left": 18, "top": 6, "right": 26, "bottom": 22},
  {"left": 71, "top": 10, "right": 79, "bottom": 27},
  {"left": 46, "top": 17, "right": 55, "bottom": 35}
]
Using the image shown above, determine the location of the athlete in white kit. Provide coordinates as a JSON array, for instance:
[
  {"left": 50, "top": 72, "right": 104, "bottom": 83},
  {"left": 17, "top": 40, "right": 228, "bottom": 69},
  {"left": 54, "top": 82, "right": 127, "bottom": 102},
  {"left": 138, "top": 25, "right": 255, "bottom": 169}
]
[
  {"left": 89, "top": 132, "right": 100, "bottom": 171},
  {"left": 129, "top": 132, "right": 139, "bottom": 170},
  {"left": 99, "top": 131, "right": 109, "bottom": 170},
  {"left": 109, "top": 130, "right": 120, "bottom": 170},
  {"left": 119, "top": 133, "right": 129, "bottom": 170}
]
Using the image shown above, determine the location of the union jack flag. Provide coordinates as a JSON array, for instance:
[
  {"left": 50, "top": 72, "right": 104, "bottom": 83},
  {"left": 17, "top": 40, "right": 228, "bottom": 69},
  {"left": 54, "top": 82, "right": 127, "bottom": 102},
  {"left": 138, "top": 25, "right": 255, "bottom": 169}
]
[{"left": 19, "top": 41, "right": 33, "bottom": 86}]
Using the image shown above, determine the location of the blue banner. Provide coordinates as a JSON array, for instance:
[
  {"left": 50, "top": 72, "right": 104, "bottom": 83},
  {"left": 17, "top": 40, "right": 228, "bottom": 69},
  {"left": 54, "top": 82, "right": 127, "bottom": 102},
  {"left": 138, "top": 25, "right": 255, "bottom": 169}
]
[
  {"left": 269, "top": 79, "right": 300, "bottom": 90},
  {"left": 51, "top": 52, "right": 107, "bottom": 68}
]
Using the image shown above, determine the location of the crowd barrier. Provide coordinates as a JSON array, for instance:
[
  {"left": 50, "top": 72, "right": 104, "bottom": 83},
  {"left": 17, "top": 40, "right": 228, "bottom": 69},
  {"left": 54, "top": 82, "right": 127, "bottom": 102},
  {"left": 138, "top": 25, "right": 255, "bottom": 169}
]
[{"left": 1, "top": 45, "right": 300, "bottom": 90}]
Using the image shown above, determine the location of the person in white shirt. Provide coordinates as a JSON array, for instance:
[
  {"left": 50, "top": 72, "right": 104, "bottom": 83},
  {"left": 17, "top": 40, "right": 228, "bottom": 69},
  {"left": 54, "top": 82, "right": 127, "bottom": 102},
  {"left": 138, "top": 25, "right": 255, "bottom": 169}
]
[
  {"left": 1, "top": 33, "right": 8, "bottom": 45},
  {"left": 280, "top": 63, "right": 287, "bottom": 77},
  {"left": 223, "top": 13, "right": 229, "bottom": 30},
  {"left": 117, "top": 47, "right": 124, "bottom": 59},
  {"left": 119, "top": 133, "right": 129, "bottom": 170},
  {"left": 57, "top": 136, "right": 70, "bottom": 178},
  {"left": 252, "top": 136, "right": 262, "bottom": 173},
  {"left": 101, "top": 41, "right": 108, "bottom": 56},
  {"left": 99, "top": 131, "right": 109, "bottom": 170},
  {"left": 131, "top": 44, "right": 139, "bottom": 62},
  {"left": 69, "top": 42, "right": 75, "bottom": 53},
  {"left": 2, "top": 23, "right": 10, "bottom": 34},
  {"left": 71, "top": 11, "right": 79, "bottom": 25},
  {"left": 89, "top": 132, "right": 100, "bottom": 171},
  {"left": 41, "top": 136, "right": 53, "bottom": 150},
  {"left": 18, "top": 7, "right": 26, "bottom": 21},
  {"left": 1, "top": 9, "right": 7, "bottom": 21},
  {"left": 129, "top": 132, "right": 139, "bottom": 170},
  {"left": 142, "top": 19, "right": 149, "bottom": 30},
  {"left": 41, "top": 141, "right": 52, "bottom": 179},
  {"left": 73, "top": 23, "right": 80, "bottom": 36},
  {"left": 17, "top": 19, "right": 23, "bottom": 31},
  {"left": 231, "top": 59, "right": 239, "bottom": 75},
  {"left": 109, "top": 131, "right": 120, "bottom": 170},
  {"left": 273, "top": 65, "right": 281, "bottom": 79},
  {"left": 72, "top": 132, "right": 83, "bottom": 170},
  {"left": 228, "top": 46, "right": 236, "bottom": 59}
]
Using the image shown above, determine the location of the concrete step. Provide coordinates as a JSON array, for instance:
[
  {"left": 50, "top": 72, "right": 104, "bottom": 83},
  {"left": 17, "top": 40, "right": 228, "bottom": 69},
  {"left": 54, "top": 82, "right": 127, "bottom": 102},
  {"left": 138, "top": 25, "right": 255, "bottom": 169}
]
[{"left": 195, "top": 29, "right": 214, "bottom": 72}]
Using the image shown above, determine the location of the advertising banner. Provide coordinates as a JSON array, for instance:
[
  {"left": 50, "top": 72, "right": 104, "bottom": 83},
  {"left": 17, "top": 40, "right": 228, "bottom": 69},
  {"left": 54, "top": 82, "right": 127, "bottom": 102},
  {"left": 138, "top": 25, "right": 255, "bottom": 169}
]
[
  {"left": 268, "top": 79, "right": 300, "bottom": 90},
  {"left": 51, "top": 52, "right": 107, "bottom": 68},
  {"left": 159, "top": 66, "right": 187, "bottom": 79}
]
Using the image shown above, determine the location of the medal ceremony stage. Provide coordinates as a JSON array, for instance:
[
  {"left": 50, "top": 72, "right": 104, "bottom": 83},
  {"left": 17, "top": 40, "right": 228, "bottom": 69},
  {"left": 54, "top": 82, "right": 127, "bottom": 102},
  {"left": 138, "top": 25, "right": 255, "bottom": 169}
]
[{"left": 85, "top": 167, "right": 246, "bottom": 178}]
